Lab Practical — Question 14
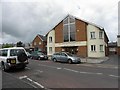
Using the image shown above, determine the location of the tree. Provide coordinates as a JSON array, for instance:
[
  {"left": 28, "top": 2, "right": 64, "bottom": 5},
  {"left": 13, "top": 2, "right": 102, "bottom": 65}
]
[
  {"left": 2, "top": 43, "right": 13, "bottom": 48},
  {"left": 16, "top": 41, "right": 23, "bottom": 47}
]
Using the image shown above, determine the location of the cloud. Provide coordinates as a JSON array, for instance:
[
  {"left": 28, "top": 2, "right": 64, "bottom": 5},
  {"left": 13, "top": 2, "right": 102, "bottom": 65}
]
[{"left": 1, "top": 0, "right": 119, "bottom": 44}]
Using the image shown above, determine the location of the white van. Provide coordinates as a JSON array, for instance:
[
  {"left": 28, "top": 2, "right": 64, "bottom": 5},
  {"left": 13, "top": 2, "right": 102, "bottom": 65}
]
[{"left": 0, "top": 47, "right": 29, "bottom": 71}]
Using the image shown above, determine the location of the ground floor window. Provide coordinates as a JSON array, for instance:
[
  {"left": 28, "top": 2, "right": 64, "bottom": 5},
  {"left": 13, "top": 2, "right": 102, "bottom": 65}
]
[
  {"left": 49, "top": 47, "right": 52, "bottom": 53},
  {"left": 91, "top": 45, "right": 96, "bottom": 51}
]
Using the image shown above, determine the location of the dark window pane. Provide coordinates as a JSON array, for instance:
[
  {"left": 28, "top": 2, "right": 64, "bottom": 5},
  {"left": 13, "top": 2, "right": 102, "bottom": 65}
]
[
  {"left": 69, "top": 17, "right": 75, "bottom": 23},
  {"left": 70, "top": 33, "right": 75, "bottom": 41},
  {"left": 63, "top": 25, "right": 68, "bottom": 34},
  {"left": 70, "top": 24, "right": 75, "bottom": 33},
  {"left": 64, "top": 34, "right": 69, "bottom": 42},
  {"left": 63, "top": 17, "right": 68, "bottom": 24}
]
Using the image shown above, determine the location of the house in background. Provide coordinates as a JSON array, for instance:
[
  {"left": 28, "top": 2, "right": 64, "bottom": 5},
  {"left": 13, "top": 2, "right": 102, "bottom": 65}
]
[
  {"left": 117, "top": 35, "right": 120, "bottom": 55},
  {"left": 46, "top": 14, "right": 109, "bottom": 58},
  {"left": 32, "top": 34, "right": 47, "bottom": 53},
  {"left": 108, "top": 42, "right": 117, "bottom": 55}
]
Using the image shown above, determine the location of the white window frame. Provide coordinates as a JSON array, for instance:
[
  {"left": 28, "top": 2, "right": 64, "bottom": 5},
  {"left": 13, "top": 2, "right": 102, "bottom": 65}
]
[
  {"left": 99, "top": 31, "right": 103, "bottom": 39},
  {"left": 63, "top": 16, "right": 76, "bottom": 42},
  {"left": 91, "top": 45, "right": 96, "bottom": 51},
  {"left": 90, "top": 32, "right": 96, "bottom": 39},
  {"left": 49, "top": 47, "right": 52, "bottom": 53}
]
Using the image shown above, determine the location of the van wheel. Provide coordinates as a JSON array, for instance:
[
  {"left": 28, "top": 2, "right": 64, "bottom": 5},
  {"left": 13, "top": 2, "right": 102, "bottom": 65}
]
[{"left": 68, "top": 59, "right": 72, "bottom": 64}]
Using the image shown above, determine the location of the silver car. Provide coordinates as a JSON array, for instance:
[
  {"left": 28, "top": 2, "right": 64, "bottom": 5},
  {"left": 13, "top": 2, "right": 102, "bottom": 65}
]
[{"left": 51, "top": 52, "right": 81, "bottom": 64}]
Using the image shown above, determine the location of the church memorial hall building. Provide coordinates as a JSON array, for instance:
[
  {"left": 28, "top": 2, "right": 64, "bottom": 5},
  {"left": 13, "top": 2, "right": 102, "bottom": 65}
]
[{"left": 46, "top": 15, "right": 109, "bottom": 58}]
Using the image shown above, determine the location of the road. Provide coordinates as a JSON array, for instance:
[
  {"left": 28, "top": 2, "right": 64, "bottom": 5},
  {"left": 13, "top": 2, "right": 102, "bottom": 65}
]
[{"left": 1, "top": 55, "right": 119, "bottom": 89}]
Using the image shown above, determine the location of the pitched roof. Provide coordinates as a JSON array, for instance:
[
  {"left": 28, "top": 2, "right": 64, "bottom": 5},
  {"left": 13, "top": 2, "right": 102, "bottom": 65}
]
[
  {"left": 46, "top": 14, "right": 106, "bottom": 36},
  {"left": 38, "top": 34, "right": 46, "bottom": 41},
  {"left": 108, "top": 42, "right": 117, "bottom": 47}
]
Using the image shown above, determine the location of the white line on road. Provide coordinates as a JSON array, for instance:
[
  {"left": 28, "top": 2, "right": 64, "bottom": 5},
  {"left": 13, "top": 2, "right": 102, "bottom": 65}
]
[
  {"left": 57, "top": 67, "right": 62, "bottom": 70},
  {"left": 26, "top": 67, "right": 31, "bottom": 70},
  {"left": 19, "top": 75, "right": 44, "bottom": 88},
  {"left": 64, "top": 68, "right": 79, "bottom": 73},
  {"left": 19, "top": 75, "right": 28, "bottom": 79},
  {"left": 39, "top": 64, "right": 62, "bottom": 70},
  {"left": 64, "top": 68, "right": 104, "bottom": 75},
  {"left": 109, "top": 75, "right": 119, "bottom": 78}
]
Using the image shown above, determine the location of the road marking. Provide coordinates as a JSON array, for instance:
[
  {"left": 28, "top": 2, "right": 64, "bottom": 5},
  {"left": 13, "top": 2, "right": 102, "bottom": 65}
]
[
  {"left": 64, "top": 68, "right": 104, "bottom": 75},
  {"left": 39, "top": 64, "right": 62, "bottom": 70},
  {"left": 96, "top": 73, "right": 103, "bottom": 75},
  {"left": 33, "top": 81, "right": 44, "bottom": 88},
  {"left": 26, "top": 67, "right": 31, "bottom": 70},
  {"left": 19, "top": 75, "right": 27, "bottom": 79},
  {"left": 36, "top": 70, "right": 43, "bottom": 73},
  {"left": 19, "top": 75, "right": 44, "bottom": 88},
  {"left": 109, "top": 75, "right": 119, "bottom": 78},
  {"left": 64, "top": 68, "right": 79, "bottom": 73},
  {"left": 57, "top": 67, "right": 62, "bottom": 70}
]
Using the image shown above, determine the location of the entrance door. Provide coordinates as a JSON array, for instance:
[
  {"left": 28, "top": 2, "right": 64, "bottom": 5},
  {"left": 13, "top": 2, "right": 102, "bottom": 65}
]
[{"left": 63, "top": 47, "right": 77, "bottom": 54}]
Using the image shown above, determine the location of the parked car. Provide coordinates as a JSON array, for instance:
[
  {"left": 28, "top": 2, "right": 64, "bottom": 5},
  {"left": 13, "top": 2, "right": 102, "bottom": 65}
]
[
  {"left": 30, "top": 51, "right": 48, "bottom": 60},
  {"left": 51, "top": 52, "right": 81, "bottom": 64},
  {"left": 0, "top": 47, "right": 29, "bottom": 71},
  {"left": 26, "top": 52, "right": 31, "bottom": 58}
]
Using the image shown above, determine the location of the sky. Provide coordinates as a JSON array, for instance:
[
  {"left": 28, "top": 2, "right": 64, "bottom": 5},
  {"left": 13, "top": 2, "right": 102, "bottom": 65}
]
[{"left": 0, "top": 0, "right": 119, "bottom": 44}]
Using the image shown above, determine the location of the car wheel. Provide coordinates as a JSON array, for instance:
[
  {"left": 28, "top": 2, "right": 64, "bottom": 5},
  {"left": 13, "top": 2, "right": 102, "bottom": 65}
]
[
  {"left": 38, "top": 57, "right": 41, "bottom": 60},
  {"left": 53, "top": 58, "right": 57, "bottom": 62},
  {"left": 68, "top": 59, "right": 72, "bottom": 64}
]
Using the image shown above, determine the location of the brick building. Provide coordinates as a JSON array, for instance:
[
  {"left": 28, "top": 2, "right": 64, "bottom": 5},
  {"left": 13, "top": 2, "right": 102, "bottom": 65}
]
[
  {"left": 32, "top": 34, "right": 47, "bottom": 53},
  {"left": 46, "top": 15, "right": 109, "bottom": 58}
]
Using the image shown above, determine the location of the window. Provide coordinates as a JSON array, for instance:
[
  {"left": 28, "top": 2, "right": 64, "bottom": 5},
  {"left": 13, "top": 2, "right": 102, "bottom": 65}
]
[
  {"left": 99, "top": 31, "right": 103, "bottom": 39},
  {"left": 1, "top": 50, "right": 8, "bottom": 56},
  {"left": 10, "top": 49, "right": 24, "bottom": 56},
  {"left": 100, "top": 45, "right": 104, "bottom": 52},
  {"left": 49, "top": 37, "right": 52, "bottom": 43},
  {"left": 91, "top": 45, "right": 96, "bottom": 51},
  {"left": 90, "top": 32, "right": 95, "bottom": 39},
  {"left": 34, "top": 42, "right": 36, "bottom": 45},
  {"left": 49, "top": 47, "right": 52, "bottom": 53},
  {"left": 63, "top": 16, "right": 76, "bottom": 42}
]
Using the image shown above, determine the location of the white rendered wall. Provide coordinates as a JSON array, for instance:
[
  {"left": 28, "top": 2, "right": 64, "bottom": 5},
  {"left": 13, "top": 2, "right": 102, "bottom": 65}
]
[
  {"left": 87, "top": 24, "right": 106, "bottom": 57},
  {"left": 47, "top": 30, "right": 55, "bottom": 56}
]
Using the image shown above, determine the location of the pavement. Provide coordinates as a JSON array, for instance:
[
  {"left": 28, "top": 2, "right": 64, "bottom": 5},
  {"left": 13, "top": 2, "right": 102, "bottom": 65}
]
[{"left": 80, "top": 56, "right": 109, "bottom": 64}]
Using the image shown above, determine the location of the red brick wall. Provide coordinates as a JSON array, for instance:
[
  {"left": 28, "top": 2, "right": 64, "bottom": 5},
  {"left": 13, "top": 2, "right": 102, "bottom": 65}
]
[
  {"left": 117, "top": 47, "right": 120, "bottom": 55},
  {"left": 75, "top": 19, "right": 87, "bottom": 41},
  {"left": 55, "top": 22, "right": 63, "bottom": 43},
  {"left": 77, "top": 46, "right": 87, "bottom": 57}
]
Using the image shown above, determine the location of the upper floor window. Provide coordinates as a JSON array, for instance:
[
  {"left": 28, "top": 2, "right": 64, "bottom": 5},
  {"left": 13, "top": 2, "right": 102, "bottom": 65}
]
[
  {"left": 90, "top": 32, "right": 95, "bottom": 39},
  {"left": 63, "top": 16, "right": 76, "bottom": 42},
  {"left": 49, "top": 37, "right": 52, "bottom": 43},
  {"left": 99, "top": 31, "right": 103, "bottom": 39},
  {"left": 91, "top": 45, "right": 96, "bottom": 51}
]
